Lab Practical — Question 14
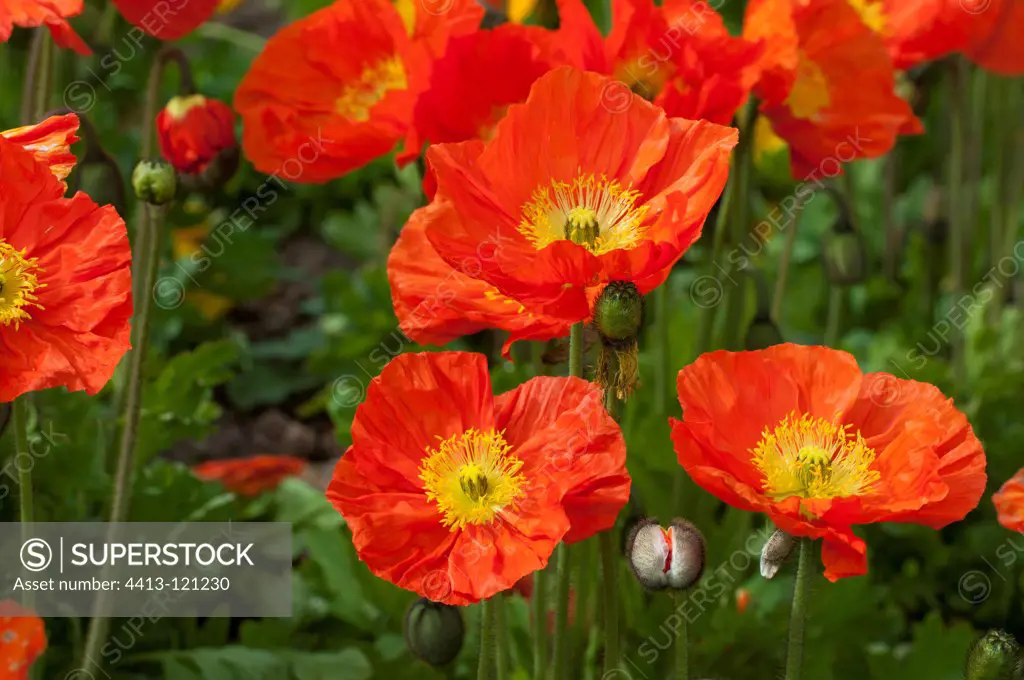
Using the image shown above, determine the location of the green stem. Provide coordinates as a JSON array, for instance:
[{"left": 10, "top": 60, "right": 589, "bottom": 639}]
[
  {"left": 824, "top": 287, "right": 843, "bottom": 347},
  {"left": 783, "top": 538, "right": 813, "bottom": 680},
  {"left": 13, "top": 399, "right": 33, "bottom": 540},
  {"left": 141, "top": 47, "right": 195, "bottom": 159},
  {"left": 477, "top": 599, "right": 496, "bottom": 680},
  {"left": 675, "top": 590, "right": 688, "bottom": 680},
  {"left": 551, "top": 545, "right": 572, "bottom": 680},
  {"left": 771, "top": 202, "right": 803, "bottom": 321},
  {"left": 693, "top": 181, "right": 733, "bottom": 354},
  {"left": 20, "top": 28, "right": 52, "bottom": 123},
  {"left": 495, "top": 595, "right": 508, "bottom": 680},
  {"left": 599, "top": 532, "right": 620, "bottom": 674},
  {"left": 532, "top": 568, "right": 549, "bottom": 679},
  {"left": 721, "top": 107, "right": 755, "bottom": 350},
  {"left": 882, "top": 151, "right": 901, "bottom": 280},
  {"left": 653, "top": 284, "right": 670, "bottom": 414},
  {"left": 79, "top": 203, "right": 165, "bottom": 671},
  {"left": 947, "top": 58, "right": 968, "bottom": 386}
]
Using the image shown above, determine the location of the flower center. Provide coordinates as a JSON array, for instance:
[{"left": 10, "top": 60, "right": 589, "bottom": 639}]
[
  {"left": 0, "top": 240, "right": 44, "bottom": 328},
  {"left": 336, "top": 56, "right": 408, "bottom": 123},
  {"left": 751, "top": 412, "right": 879, "bottom": 501},
  {"left": 419, "top": 429, "right": 526, "bottom": 530},
  {"left": 615, "top": 58, "right": 672, "bottom": 101},
  {"left": 786, "top": 52, "right": 830, "bottom": 120},
  {"left": 847, "top": 0, "right": 887, "bottom": 34},
  {"left": 518, "top": 174, "right": 650, "bottom": 255}
]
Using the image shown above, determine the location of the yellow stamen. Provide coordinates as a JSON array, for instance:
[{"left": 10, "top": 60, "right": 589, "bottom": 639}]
[
  {"left": 165, "top": 94, "right": 207, "bottom": 120},
  {"left": 0, "top": 240, "right": 44, "bottom": 328},
  {"left": 419, "top": 429, "right": 526, "bottom": 530},
  {"left": 752, "top": 412, "right": 879, "bottom": 501},
  {"left": 519, "top": 173, "right": 650, "bottom": 255},
  {"left": 847, "top": 0, "right": 888, "bottom": 34},
  {"left": 336, "top": 56, "right": 408, "bottom": 123},
  {"left": 786, "top": 52, "right": 831, "bottom": 120}
]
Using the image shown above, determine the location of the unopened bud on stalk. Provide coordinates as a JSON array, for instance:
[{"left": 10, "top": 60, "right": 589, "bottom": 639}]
[
  {"left": 404, "top": 598, "right": 464, "bottom": 667},
  {"left": 744, "top": 313, "right": 784, "bottom": 350},
  {"left": 132, "top": 159, "right": 177, "bottom": 206},
  {"left": 594, "top": 281, "right": 644, "bottom": 400},
  {"left": 822, "top": 219, "right": 867, "bottom": 286},
  {"left": 966, "top": 630, "right": 1021, "bottom": 680},
  {"left": 760, "top": 529, "right": 797, "bottom": 579},
  {"left": 626, "top": 517, "right": 705, "bottom": 591}
]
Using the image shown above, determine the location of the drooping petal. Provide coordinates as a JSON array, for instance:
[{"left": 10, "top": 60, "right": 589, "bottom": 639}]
[{"left": 1, "top": 113, "right": 80, "bottom": 184}]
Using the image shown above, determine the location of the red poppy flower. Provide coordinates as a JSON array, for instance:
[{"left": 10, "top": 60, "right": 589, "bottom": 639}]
[
  {"left": 396, "top": 0, "right": 484, "bottom": 60},
  {"left": 389, "top": 200, "right": 572, "bottom": 355},
  {"left": 110, "top": 0, "right": 218, "bottom": 41},
  {"left": 0, "top": 602, "right": 45, "bottom": 680},
  {"left": 157, "top": 94, "right": 236, "bottom": 175},
  {"left": 2, "top": 113, "right": 80, "bottom": 185},
  {"left": 535, "top": 0, "right": 763, "bottom": 125},
  {"left": 0, "top": 136, "right": 132, "bottom": 403},
  {"left": 993, "top": 468, "right": 1024, "bottom": 533},
  {"left": 326, "top": 352, "right": 630, "bottom": 605},
  {"left": 424, "top": 66, "right": 736, "bottom": 324},
  {"left": 0, "top": 0, "right": 90, "bottom": 54},
  {"left": 234, "top": 0, "right": 425, "bottom": 183},
  {"left": 398, "top": 23, "right": 562, "bottom": 164},
  {"left": 193, "top": 455, "right": 307, "bottom": 496},
  {"left": 744, "top": 0, "right": 920, "bottom": 178},
  {"left": 671, "top": 344, "right": 986, "bottom": 581}
]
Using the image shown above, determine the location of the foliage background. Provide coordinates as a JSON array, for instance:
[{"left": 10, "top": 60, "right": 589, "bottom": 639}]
[{"left": 1, "top": 0, "right": 1022, "bottom": 678}]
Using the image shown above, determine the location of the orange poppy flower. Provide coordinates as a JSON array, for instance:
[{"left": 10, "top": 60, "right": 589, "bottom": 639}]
[
  {"left": 844, "top": 0, "right": 966, "bottom": 70},
  {"left": 671, "top": 344, "right": 986, "bottom": 581},
  {"left": 157, "top": 94, "right": 237, "bottom": 175},
  {"left": 326, "top": 352, "right": 630, "bottom": 605},
  {"left": 2, "top": 113, "right": 80, "bottom": 185},
  {"left": 424, "top": 66, "right": 736, "bottom": 323},
  {"left": 389, "top": 201, "right": 571, "bottom": 354},
  {"left": 193, "top": 455, "right": 307, "bottom": 496},
  {"left": 398, "top": 23, "right": 562, "bottom": 164},
  {"left": 537, "top": 0, "right": 763, "bottom": 125},
  {"left": 963, "top": 0, "right": 1024, "bottom": 76},
  {"left": 993, "top": 468, "right": 1024, "bottom": 533},
  {"left": 0, "top": 0, "right": 89, "bottom": 54},
  {"left": 0, "top": 602, "right": 46, "bottom": 680},
  {"left": 235, "top": 0, "right": 425, "bottom": 183},
  {"left": 0, "top": 135, "right": 132, "bottom": 403},
  {"left": 744, "top": 0, "right": 920, "bottom": 178},
  {"left": 111, "top": 0, "right": 218, "bottom": 41}
]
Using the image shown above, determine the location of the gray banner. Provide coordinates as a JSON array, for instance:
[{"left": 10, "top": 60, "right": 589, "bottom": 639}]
[{"left": 1, "top": 522, "right": 292, "bottom": 617}]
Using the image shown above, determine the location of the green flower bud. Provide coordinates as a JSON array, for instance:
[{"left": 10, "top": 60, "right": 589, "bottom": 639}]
[
  {"left": 966, "top": 630, "right": 1021, "bottom": 680},
  {"left": 760, "top": 529, "right": 797, "bottom": 579},
  {"left": 132, "top": 159, "right": 177, "bottom": 206},
  {"left": 626, "top": 517, "right": 706, "bottom": 591},
  {"left": 744, "top": 314, "right": 784, "bottom": 350},
  {"left": 404, "top": 598, "right": 464, "bottom": 667},
  {"left": 594, "top": 281, "right": 644, "bottom": 344},
  {"left": 822, "top": 221, "right": 867, "bottom": 286}
]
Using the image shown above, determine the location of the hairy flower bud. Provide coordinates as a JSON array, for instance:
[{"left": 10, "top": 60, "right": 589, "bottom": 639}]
[
  {"left": 132, "top": 159, "right": 177, "bottom": 206},
  {"left": 594, "top": 281, "right": 644, "bottom": 400},
  {"left": 822, "top": 220, "right": 867, "bottom": 286},
  {"left": 760, "top": 529, "right": 797, "bottom": 579},
  {"left": 966, "top": 630, "right": 1021, "bottom": 680},
  {"left": 744, "top": 313, "right": 784, "bottom": 350},
  {"left": 404, "top": 598, "right": 464, "bottom": 667},
  {"left": 626, "top": 518, "right": 705, "bottom": 591}
]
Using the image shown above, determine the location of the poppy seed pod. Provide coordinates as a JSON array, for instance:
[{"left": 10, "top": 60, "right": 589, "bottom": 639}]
[
  {"left": 822, "top": 220, "right": 867, "bottom": 286},
  {"left": 626, "top": 518, "right": 705, "bottom": 591},
  {"left": 404, "top": 598, "right": 464, "bottom": 667},
  {"left": 760, "top": 529, "right": 797, "bottom": 579},
  {"left": 132, "top": 159, "right": 177, "bottom": 206},
  {"left": 966, "top": 630, "right": 1021, "bottom": 680}
]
